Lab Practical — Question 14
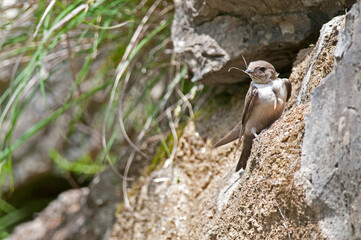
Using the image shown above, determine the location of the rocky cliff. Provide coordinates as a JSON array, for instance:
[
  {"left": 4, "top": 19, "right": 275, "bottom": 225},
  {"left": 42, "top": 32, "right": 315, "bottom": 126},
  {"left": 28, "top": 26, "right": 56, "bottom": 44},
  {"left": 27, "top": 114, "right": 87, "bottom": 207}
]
[
  {"left": 172, "top": 0, "right": 354, "bottom": 84},
  {"left": 9, "top": 0, "right": 361, "bottom": 239}
]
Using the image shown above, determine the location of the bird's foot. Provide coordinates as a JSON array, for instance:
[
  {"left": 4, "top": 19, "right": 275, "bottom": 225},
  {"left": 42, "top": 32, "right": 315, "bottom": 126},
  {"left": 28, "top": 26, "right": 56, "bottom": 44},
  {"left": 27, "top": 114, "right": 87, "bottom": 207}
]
[
  {"left": 251, "top": 127, "right": 260, "bottom": 142},
  {"left": 251, "top": 127, "right": 268, "bottom": 142}
]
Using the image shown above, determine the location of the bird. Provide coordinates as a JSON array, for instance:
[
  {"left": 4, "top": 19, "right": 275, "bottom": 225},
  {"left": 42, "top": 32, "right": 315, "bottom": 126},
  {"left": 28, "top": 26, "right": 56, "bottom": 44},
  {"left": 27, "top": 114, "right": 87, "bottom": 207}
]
[{"left": 213, "top": 60, "right": 292, "bottom": 171}]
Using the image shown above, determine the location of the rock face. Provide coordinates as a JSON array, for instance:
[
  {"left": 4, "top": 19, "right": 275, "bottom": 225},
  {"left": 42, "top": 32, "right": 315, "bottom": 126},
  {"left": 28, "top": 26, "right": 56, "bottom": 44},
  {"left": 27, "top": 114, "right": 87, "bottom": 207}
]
[
  {"left": 172, "top": 0, "right": 355, "bottom": 84},
  {"left": 9, "top": 169, "right": 121, "bottom": 240},
  {"left": 110, "top": 8, "right": 348, "bottom": 239},
  {"left": 9, "top": 188, "right": 90, "bottom": 240},
  {"left": 296, "top": 2, "right": 361, "bottom": 239}
]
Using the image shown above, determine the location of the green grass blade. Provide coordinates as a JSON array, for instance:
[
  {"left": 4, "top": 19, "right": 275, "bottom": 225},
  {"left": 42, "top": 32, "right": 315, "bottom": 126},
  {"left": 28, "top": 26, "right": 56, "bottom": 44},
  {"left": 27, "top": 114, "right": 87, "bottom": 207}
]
[{"left": 0, "top": 82, "right": 109, "bottom": 163}]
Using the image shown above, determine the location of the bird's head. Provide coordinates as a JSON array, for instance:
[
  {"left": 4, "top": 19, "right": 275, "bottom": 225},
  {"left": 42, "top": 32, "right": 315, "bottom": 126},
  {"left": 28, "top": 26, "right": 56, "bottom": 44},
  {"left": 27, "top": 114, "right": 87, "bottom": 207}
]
[{"left": 244, "top": 60, "right": 279, "bottom": 84}]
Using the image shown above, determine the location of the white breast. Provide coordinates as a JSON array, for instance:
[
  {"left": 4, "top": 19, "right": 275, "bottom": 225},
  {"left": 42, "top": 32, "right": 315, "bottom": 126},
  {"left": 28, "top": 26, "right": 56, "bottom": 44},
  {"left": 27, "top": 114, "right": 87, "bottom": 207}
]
[
  {"left": 244, "top": 79, "right": 288, "bottom": 135},
  {"left": 253, "top": 79, "right": 287, "bottom": 105},
  {"left": 253, "top": 82, "right": 276, "bottom": 105}
]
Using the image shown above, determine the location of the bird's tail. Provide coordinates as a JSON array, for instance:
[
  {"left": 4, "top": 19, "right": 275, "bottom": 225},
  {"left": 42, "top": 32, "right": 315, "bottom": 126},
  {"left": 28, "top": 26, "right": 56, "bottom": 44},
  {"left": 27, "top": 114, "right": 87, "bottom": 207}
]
[
  {"left": 235, "top": 134, "right": 254, "bottom": 171},
  {"left": 213, "top": 122, "right": 242, "bottom": 148}
]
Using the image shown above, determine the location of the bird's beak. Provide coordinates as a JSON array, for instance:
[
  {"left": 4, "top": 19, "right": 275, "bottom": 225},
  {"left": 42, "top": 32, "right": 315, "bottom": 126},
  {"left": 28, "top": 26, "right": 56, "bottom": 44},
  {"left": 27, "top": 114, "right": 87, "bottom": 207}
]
[{"left": 245, "top": 69, "right": 254, "bottom": 74}]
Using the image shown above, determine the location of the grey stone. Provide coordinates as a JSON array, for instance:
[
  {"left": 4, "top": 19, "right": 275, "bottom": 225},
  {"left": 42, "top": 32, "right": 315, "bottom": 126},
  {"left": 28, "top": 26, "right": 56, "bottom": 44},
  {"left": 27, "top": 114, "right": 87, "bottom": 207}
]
[
  {"left": 9, "top": 188, "right": 90, "bottom": 240},
  {"left": 8, "top": 169, "right": 122, "bottom": 240},
  {"left": 172, "top": 0, "right": 355, "bottom": 84},
  {"left": 296, "top": 1, "right": 361, "bottom": 239}
]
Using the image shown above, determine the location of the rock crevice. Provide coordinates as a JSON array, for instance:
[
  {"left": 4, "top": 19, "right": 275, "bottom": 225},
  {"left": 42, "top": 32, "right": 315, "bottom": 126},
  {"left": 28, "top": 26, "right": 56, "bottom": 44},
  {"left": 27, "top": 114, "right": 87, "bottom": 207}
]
[{"left": 172, "top": 0, "right": 355, "bottom": 84}]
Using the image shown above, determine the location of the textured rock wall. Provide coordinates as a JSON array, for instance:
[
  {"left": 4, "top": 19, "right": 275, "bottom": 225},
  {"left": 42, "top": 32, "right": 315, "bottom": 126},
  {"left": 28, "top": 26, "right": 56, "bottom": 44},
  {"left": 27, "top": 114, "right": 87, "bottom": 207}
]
[
  {"left": 172, "top": 0, "right": 355, "bottom": 84},
  {"left": 110, "top": 7, "right": 350, "bottom": 240},
  {"left": 296, "top": 1, "right": 361, "bottom": 239}
]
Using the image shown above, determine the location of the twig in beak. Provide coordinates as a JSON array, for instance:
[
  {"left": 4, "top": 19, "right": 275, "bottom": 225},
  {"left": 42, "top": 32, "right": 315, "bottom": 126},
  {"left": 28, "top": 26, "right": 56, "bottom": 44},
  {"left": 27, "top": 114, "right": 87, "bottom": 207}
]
[
  {"left": 228, "top": 55, "right": 249, "bottom": 75},
  {"left": 228, "top": 67, "right": 248, "bottom": 75},
  {"left": 241, "top": 54, "right": 248, "bottom": 69}
]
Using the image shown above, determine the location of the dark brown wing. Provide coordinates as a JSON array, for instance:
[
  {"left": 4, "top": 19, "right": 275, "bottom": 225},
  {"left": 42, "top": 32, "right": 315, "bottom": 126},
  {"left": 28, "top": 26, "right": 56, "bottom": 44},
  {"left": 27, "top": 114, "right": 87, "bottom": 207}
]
[
  {"left": 284, "top": 78, "right": 292, "bottom": 102},
  {"left": 213, "top": 84, "right": 258, "bottom": 148},
  {"left": 241, "top": 84, "right": 258, "bottom": 134}
]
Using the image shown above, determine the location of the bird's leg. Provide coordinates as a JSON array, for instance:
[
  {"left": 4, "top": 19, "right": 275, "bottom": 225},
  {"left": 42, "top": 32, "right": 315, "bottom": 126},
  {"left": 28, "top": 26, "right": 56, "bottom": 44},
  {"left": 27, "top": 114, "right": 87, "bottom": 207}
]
[
  {"left": 251, "top": 127, "right": 259, "bottom": 141},
  {"left": 251, "top": 127, "right": 269, "bottom": 142}
]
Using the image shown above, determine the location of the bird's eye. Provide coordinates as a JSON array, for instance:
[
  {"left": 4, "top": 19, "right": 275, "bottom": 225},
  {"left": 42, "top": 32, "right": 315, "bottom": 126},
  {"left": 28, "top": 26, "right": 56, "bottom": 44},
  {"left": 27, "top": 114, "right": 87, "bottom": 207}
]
[{"left": 259, "top": 67, "right": 266, "bottom": 71}]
